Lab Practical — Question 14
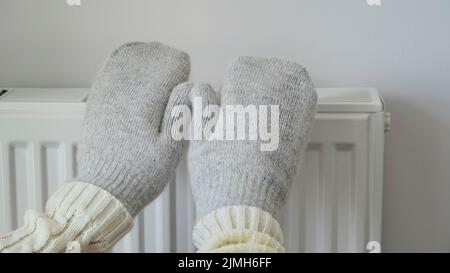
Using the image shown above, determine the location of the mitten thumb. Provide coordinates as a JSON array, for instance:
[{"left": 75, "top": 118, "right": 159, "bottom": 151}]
[{"left": 161, "top": 82, "right": 219, "bottom": 147}]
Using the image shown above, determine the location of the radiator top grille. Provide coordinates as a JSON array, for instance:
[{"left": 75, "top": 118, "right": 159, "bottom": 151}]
[
  {"left": 318, "top": 89, "right": 373, "bottom": 103},
  {"left": 0, "top": 87, "right": 383, "bottom": 113}
]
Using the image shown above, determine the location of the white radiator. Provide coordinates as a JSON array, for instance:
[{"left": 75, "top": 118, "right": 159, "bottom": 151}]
[{"left": 0, "top": 87, "right": 387, "bottom": 253}]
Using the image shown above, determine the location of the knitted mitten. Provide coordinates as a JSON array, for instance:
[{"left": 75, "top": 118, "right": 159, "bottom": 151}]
[
  {"left": 0, "top": 41, "right": 193, "bottom": 253},
  {"left": 189, "top": 57, "right": 318, "bottom": 252},
  {"left": 77, "top": 41, "right": 191, "bottom": 216}
]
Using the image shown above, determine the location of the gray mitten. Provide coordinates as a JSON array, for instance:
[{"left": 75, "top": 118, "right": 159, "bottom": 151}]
[
  {"left": 189, "top": 56, "right": 318, "bottom": 252},
  {"left": 78, "top": 41, "right": 192, "bottom": 216}
]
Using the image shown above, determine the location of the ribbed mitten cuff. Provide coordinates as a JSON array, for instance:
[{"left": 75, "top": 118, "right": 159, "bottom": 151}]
[
  {"left": 0, "top": 182, "right": 133, "bottom": 253},
  {"left": 193, "top": 206, "right": 285, "bottom": 253}
]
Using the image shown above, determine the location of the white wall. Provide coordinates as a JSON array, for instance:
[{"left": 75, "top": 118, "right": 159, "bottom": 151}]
[{"left": 1, "top": 0, "right": 449, "bottom": 252}]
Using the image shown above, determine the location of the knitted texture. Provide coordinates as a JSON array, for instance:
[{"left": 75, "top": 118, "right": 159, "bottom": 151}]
[
  {"left": 0, "top": 182, "right": 133, "bottom": 253},
  {"left": 77, "top": 41, "right": 192, "bottom": 216},
  {"left": 193, "top": 206, "right": 285, "bottom": 253},
  {"left": 188, "top": 56, "right": 318, "bottom": 221}
]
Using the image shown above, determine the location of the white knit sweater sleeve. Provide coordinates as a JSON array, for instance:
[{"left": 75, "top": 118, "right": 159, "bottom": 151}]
[
  {"left": 192, "top": 206, "right": 285, "bottom": 253},
  {"left": 0, "top": 182, "right": 133, "bottom": 253}
]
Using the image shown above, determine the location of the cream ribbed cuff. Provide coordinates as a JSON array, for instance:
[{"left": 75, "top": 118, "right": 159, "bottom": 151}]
[
  {"left": 0, "top": 182, "right": 133, "bottom": 253},
  {"left": 193, "top": 206, "right": 285, "bottom": 253}
]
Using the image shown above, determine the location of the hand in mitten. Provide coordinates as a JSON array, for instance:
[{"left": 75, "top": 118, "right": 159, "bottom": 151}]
[
  {"left": 189, "top": 57, "right": 318, "bottom": 252},
  {"left": 0, "top": 42, "right": 196, "bottom": 253}
]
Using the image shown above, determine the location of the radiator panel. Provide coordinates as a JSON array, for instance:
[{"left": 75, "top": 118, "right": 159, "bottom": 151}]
[{"left": 0, "top": 88, "right": 385, "bottom": 253}]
